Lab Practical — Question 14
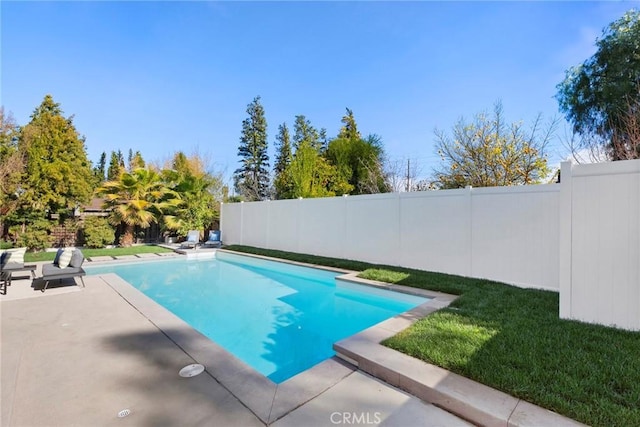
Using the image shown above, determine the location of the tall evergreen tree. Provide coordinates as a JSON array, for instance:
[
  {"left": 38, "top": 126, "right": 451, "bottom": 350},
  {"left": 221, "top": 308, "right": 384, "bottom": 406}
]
[
  {"left": 117, "top": 150, "right": 125, "bottom": 169},
  {"left": 127, "top": 148, "right": 134, "bottom": 171},
  {"left": 337, "top": 108, "right": 361, "bottom": 141},
  {"left": 18, "top": 95, "right": 93, "bottom": 215},
  {"left": 319, "top": 128, "right": 328, "bottom": 152},
  {"left": 273, "top": 123, "right": 293, "bottom": 199},
  {"left": 93, "top": 151, "right": 107, "bottom": 183},
  {"left": 107, "top": 151, "right": 123, "bottom": 181},
  {"left": 234, "top": 96, "right": 270, "bottom": 201},
  {"left": 130, "top": 150, "right": 145, "bottom": 170},
  {"left": 293, "top": 115, "right": 322, "bottom": 151}
]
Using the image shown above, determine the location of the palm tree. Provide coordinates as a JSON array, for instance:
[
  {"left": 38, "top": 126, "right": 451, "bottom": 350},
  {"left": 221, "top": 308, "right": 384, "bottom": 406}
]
[
  {"left": 162, "top": 170, "right": 220, "bottom": 236},
  {"left": 97, "top": 168, "right": 178, "bottom": 246}
]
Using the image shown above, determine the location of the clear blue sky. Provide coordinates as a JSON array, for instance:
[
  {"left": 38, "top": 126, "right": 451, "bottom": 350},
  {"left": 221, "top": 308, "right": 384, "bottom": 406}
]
[{"left": 2, "top": 1, "right": 638, "bottom": 186}]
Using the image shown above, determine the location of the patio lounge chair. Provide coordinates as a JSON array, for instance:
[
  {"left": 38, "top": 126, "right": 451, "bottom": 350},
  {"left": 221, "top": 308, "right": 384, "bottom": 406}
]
[
  {"left": 40, "top": 248, "right": 86, "bottom": 292},
  {"left": 180, "top": 230, "right": 200, "bottom": 249},
  {"left": 202, "top": 230, "right": 222, "bottom": 248},
  {"left": 1, "top": 248, "right": 36, "bottom": 294}
]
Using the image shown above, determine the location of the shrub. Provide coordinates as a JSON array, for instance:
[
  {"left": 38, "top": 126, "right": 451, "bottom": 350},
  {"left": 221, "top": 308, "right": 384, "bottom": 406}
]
[
  {"left": 82, "top": 216, "right": 115, "bottom": 248},
  {"left": 12, "top": 219, "right": 54, "bottom": 251}
]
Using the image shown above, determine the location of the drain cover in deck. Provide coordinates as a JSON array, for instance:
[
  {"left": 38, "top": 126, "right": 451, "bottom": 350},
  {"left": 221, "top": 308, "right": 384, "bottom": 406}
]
[{"left": 179, "top": 364, "right": 205, "bottom": 377}]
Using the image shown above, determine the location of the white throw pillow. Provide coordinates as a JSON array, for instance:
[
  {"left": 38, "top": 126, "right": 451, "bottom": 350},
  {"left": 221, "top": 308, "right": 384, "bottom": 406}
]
[
  {"left": 58, "top": 248, "right": 74, "bottom": 269},
  {"left": 5, "top": 247, "right": 26, "bottom": 264}
]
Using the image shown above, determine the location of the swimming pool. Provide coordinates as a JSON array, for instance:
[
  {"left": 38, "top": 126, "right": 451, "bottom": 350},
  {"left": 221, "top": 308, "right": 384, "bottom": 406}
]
[{"left": 86, "top": 252, "right": 428, "bottom": 383}]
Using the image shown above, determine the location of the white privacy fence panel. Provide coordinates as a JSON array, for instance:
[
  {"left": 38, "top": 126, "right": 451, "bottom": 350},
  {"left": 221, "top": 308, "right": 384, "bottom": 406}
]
[
  {"left": 398, "top": 190, "right": 471, "bottom": 277},
  {"left": 297, "top": 197, "right": 346, "bottom": 258},
  {"left": 241, "top": 201, "right": 269, "bottom": 248},
  {"left": 222, "top": 185, "right": 561, "bottom": 290},
  {"left": 471, "top": 186, "right": 560, "bottom": 289},
  {"left": 265, "top": 199, "right": 299, "bottom": 252},
  {"left": 220, "top": 202, "right": 242, "bottom": 245},
  {"left": 560, "top": 160, "right": 640, "bottom": 330},
  {"left": 344, "top": 194, "right": 402, "bottom": 266}
]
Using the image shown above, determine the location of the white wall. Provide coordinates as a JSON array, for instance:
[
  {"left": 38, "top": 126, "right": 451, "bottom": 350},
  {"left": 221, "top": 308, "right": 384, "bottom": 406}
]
[
  {"left": 560, "top": 160, "right": 640, "bottom": 330},
  {"left": 222, "top": 184, "right": 561, "bottom": 291}
]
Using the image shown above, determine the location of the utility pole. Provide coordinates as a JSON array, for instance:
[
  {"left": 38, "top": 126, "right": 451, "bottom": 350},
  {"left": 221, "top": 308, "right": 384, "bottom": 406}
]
[{"left": 406, "top": 159, "right": 410, "bottom": 192}]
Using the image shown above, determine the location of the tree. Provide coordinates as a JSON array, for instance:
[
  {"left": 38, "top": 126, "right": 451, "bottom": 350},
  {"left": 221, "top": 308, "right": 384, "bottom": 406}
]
[
  {"left": 288, "top": 140, "right": 351, "bottom": 198},
  {"left": 93, "top": 151, "right": 107, "bottom": 184},
  {"left": 107, "top": 150, "right": 125, "bottom": 181},
  {"left": 273, "top": 123, "right": 293, "bottom": 199},
  {"left": 433, "top": 102, "right": 556, "bottom": 189},
  {"left": 337, "top": 108, "right": 361, "bottom": 141},
  {"left": 97, "top": 168, "right": 178, "bottom": 246},
  {"left": 0, "top": 107, "right": 25, "bottom": 237},
  {"left": 130, "top": 150, "right": 145, "bottom": 170},
  {"left": 82, "top": 216, "right": 115, "bottom": 248},
  {"left": 234, "top": 96, "right": 270, "bottom": 201},
  {"left": 293, "top": 115, "right": 322, "bottom": 151},
  {"left": 19, "top": 95, "right": 93, "bottom": 216},
  {"left": 126, "top": 149, "right": 145, "bottom": 172},
  {"left": 384, "top": 157, "right": 423, "bottom": 192},
  {"left": 325, "top": 109, "right": 388, "bottom": 194},
  {"left": 556, "top": 10, "right": 640, "bottom": 160},
  {"left": 162, "top": 151, "right": 223, "bottom": 236}
]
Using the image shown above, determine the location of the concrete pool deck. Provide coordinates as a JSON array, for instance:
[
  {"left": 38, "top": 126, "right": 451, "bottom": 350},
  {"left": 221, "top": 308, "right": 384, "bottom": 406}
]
[{"left": 1, "top": 254, "right": 586, "bottom": 426}]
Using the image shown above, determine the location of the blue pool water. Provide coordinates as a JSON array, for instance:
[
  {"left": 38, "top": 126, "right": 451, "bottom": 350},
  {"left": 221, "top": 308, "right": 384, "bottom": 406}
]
[{"left": 86, "top": 252, "right": 428, "bottom": 383}]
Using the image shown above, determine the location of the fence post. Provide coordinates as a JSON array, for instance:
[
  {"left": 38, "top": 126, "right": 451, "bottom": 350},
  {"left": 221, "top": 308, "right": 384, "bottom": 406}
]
[
  {"left": 219, "top": 201, "right": 224, "bottom": 240},
  {"left": 239, "top": 201, "right": 244, "bottom": 245},
  {"left": 467, "top": 185, "right": 473, "bottom": 277},
  {"left": 559, "top": 161, "right": 573, "bottom": 319}
]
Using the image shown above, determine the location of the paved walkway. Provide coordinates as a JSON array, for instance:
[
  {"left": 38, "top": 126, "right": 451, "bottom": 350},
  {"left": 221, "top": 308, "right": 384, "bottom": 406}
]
[{"left": 1, "top": 272, "right": 471, "bottom": 427}]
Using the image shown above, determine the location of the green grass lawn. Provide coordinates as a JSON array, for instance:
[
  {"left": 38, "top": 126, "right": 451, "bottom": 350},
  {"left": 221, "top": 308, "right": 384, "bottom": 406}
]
[
  {"left": 24, "top": 245, "right": 174, "bottom": 262},
  {"left": 226, "top": 245, "right": 640, "bottom": 427}
]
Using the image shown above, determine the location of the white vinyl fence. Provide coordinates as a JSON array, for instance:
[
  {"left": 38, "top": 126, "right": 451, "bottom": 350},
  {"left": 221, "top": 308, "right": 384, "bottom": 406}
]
[
  {"left": 222, "top": 185, "right": 561, "bottom": 290},
  {"left": 559, "top": 160, "right": 640, "bottom": 330},
  {"left": 222, "top": 159, "right": 640, "bottom": 331}
]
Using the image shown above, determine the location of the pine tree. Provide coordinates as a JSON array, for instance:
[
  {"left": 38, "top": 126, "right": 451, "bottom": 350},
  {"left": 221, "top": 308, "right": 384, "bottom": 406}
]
[
  {"left": 107, "top": 151, "right": 123, "bottom": 181},
  {"left": 273, "top": 123, "right": 293, "bottom": 199},
  {"left": 130, "top": 151, "right": 145, "bottom": 170},
  {"left": 293, "top": 115, "right": 322, "bottom": 152},
  {"left": 93, "top": 151, "right": 107, "bottom": 183},
  {"left": 127, "top": 148, "right": 134, "bottom": 171},
  {"left": 337, "top": 108, "right": 361, "bottom": 141},
  {"left": 233, "top": 96, "right": 270, "bottom": 201}
]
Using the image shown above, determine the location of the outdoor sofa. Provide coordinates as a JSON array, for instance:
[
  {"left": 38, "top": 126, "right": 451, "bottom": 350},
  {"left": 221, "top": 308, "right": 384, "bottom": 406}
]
[{"left": 41, "top": 248, "right": 86, "bottom": 292}]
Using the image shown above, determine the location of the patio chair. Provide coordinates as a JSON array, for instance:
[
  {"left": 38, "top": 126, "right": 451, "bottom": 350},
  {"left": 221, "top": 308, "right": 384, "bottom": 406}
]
[
  {"left": 40, "top": 248, "right": 86, "bottom": 292},
  {"left": 1, "top": 248, "right": 36, "bottom": 294},
  {"left": 202, "top": 230, "right": 222, "bottom": 248},
  {"left": 180, "top": 230, "right": 200, "bottom": 249}
]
